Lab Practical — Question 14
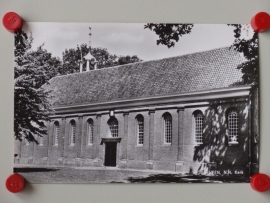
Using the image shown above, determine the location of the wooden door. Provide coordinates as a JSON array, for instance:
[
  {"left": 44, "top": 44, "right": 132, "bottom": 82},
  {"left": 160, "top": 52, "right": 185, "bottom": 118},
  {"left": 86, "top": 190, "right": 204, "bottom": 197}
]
[{"left": 104, "top": 142, "right": 117, "bottom": 166}]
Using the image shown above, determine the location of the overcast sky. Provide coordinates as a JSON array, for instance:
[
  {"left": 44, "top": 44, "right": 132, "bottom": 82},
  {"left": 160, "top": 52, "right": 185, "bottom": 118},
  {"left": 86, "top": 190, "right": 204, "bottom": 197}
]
[{"left": 22, "top": 23, "right": 253, "bottom": 61}]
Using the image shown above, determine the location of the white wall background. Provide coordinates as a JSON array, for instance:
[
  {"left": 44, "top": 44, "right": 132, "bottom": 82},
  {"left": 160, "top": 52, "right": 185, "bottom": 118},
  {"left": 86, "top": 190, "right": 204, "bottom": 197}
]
[{"left": 0, "top": 0, "right": 269, "bottom": 202}]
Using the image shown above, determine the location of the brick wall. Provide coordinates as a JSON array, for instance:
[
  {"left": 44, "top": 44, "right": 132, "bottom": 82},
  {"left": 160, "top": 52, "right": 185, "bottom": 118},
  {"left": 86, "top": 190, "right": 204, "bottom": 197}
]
[{"left": 15, "top": 98, "right": 251, "bottom": 174}]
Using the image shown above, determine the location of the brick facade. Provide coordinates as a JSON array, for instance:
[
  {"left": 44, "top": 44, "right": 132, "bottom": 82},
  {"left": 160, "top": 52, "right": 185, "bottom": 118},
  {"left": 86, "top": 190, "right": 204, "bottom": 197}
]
[{"left": 15, "top": 92, "right": 256, "bottom": 175}]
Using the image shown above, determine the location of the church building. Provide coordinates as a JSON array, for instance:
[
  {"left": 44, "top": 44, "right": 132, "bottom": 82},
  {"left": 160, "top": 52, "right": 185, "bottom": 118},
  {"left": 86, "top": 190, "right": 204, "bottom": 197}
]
[{"left": 15, "top": 47, "right": 258, "bottom": 176}]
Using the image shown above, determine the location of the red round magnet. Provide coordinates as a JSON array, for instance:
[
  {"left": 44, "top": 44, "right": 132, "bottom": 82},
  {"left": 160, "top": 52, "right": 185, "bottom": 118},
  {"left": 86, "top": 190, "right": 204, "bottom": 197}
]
[
  {"left": 251, "top": 12, "right": 270, "bottom": 33},
  {"left": 250, "top": 173, "right": 270, "bottom": 192},
  {"left": 2, "top": 12, "right": 22, "bottom": 32},
  {"left": 6, "top": 174, "right": 25, "bottom": 193}
]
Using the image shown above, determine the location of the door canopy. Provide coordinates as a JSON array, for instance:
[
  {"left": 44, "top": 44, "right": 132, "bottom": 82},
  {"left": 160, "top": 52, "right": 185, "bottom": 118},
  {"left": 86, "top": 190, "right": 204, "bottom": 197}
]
[{"left": 100, "top": 137, "right": 122, "bottom": 145}]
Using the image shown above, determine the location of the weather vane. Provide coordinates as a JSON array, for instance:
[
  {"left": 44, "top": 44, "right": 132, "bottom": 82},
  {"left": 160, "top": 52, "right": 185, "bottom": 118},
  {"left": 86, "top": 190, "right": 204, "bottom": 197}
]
[{"left": 88, "top": 27, "right": 92, "bottom": 50}]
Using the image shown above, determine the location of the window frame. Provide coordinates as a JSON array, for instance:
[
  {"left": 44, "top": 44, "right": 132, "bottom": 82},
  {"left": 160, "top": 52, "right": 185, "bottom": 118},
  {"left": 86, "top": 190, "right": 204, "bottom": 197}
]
[
  {"left": 136, "top": 115, "right": 144, "bottom": 146},
  {"left": 108, "top": 117, "right": 118, "bottom": 137},
  {"left": 87, "top": 119, "right": 94, "bottom": 145},
  {"left": 227, "top": 108, "right": 239, "bottom": 145},
  {"left": 193, "top": 110, "right": 204, "bottom": 145},
  {"left": 163, "top": 113, "right": 172, "bottom": 144},
  {"left": 53, "top": 121, "right": 60, "bottom": 146},
  {"left": 25, "top": 138, "right": 30, "bottom": 146},
  {"left": 39, "top": 136, "right": 44, "bottom": 146},
  {"left": 69, "top": 120, "right": 76, "bottom": 146}
]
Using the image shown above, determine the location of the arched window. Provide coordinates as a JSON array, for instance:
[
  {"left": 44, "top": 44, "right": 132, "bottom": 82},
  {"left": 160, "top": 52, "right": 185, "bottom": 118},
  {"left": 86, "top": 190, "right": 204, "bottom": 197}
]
[
  {"left": 163, "top": 113, "right": 172, "bottom": 144},
  {"left": 136, "top": 115, "right": 144, "bottom": 145},
  {"left": 228, "top": 109, "right": 239, "bottom": 144},
  {"left": 70, "top": 120, "right": 76, "bottom": 145},
  {"left": 38, "top": 122, "right": 45, "bottom": 146},
  {"left": 108, "top": 118, "right": 118, "bottom": 137},
  {"left": 87, "top": 119, "right": 94, "bottom": 145},
  {"left": 53, "top": 121, "right": 60, "bottom": 146},
  {"left": 25, "top": 138, "right": 30, "bottom": 146},
  {"left": 194, "top": 111, "right": 204, "bottom": 144},
  {"left": 39, "top": 136, "right": 44, "bottom": 146}
]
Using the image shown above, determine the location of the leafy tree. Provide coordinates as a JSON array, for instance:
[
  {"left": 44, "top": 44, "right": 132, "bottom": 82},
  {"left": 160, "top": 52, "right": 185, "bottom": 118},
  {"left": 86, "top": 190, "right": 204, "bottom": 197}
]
[
  {"left": 92, "top": 46, "right": 119, "bottom": 68},
  {"left": 15, "top": 29, "right": 33, "bottom": 58},
  {"left": 144, "top": 24, "right": 194, "bottom": 48},
  {"left": 61, "top": 45, "right": 83, "bottom": 75},
  {"left": 228, "top": 24, "right": 258, "bottom": 86},
  {"left": 61, "top": 43, "right": 142, "bottom": 75},
  {"left": 118, "top": 55, "right": 141, "bottom": 65},
  {"left": 14, "top": 30, "right": 61, "bottom": 143}
]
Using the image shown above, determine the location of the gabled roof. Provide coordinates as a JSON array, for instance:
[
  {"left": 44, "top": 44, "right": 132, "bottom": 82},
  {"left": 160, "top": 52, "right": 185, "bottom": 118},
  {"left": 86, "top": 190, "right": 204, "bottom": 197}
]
[{"left": 48, "top": 47, "right": 245, "bottom": 107}]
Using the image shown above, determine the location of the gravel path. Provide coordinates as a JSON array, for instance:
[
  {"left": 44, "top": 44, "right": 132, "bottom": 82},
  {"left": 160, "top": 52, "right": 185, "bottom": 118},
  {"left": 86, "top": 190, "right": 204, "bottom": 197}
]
[{"left": 15, "top": 166, "right": 248, "bottom": 183}]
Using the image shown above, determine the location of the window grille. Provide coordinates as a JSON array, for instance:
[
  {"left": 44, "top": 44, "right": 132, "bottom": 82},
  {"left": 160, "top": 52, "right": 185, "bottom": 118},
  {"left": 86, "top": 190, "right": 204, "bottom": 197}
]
[
  {"left": 164, "top": 113, "right": 172, "bottom": 144},
  {"left": 195, "top": 112, "right": 203, "bottom": 144},
  {"left": 137, "top": 115, "right": 144, "bottom": 145},
  {"left": 87, "top": 119, "right": 94, "bottom": 145},
  {"left": 54, "top": 122, "right": 59, "bottom": 146},
  {"left": 109, "top": 118, "right": 118, "bottom": 137},
  {"left": 228, "top": 110, "right": 239, "bottom": 144},
  {"left": 70, "top": 120, "right": 76, "bottom": 145}
]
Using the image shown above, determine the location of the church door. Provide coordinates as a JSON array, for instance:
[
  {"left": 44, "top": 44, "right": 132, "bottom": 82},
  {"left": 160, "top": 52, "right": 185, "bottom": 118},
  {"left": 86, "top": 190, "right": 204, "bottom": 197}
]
[{"left": 104, "top": 142, "right": 117, "bottom": 166}]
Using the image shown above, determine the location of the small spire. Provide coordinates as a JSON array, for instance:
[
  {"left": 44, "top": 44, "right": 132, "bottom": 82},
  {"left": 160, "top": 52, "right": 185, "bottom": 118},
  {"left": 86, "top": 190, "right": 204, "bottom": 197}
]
[
  {"left": 88, "top": 27, "right": 92, "bottom": 49},
  {"left": 84, "top": 26, "right": 98, "bottom": 71},
  {"left": 86, "top": 27, "right": 94, "bottom": 59}
]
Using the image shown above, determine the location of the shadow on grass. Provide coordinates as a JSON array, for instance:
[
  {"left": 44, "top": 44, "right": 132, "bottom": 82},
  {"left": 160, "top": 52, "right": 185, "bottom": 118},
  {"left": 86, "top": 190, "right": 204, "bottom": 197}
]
[
  {"left": 127, "top": 174, "right": 250, "bottom": 183},
  {"left": 14, "top": 167, "right": 59, "bottom": 173}
]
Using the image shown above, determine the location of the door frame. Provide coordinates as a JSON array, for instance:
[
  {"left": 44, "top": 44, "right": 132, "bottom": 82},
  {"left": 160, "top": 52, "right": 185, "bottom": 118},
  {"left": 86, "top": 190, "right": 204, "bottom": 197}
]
[
  {"left": 100, "top": 138, "right": 122, "bottom": 167},
  {"left": 104, "top": 142, "right": 117, "bottom": 166}
]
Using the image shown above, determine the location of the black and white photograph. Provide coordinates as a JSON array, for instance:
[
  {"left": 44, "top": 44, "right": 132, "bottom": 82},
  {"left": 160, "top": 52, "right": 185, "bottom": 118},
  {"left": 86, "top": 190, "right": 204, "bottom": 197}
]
[{"left": 14, "top": 23, "right": 259, "bottom": 183}]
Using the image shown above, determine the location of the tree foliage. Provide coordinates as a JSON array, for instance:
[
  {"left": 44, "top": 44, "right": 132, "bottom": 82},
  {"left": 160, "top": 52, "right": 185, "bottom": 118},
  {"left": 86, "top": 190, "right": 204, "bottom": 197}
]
[
  {"left": 144, "top": 24, "right": 194, "bottom": 48},
  {"left": 228, "top": 24, "right": 258, "bottom": 86},
  {"left": 15, "top": 30, "right": 33, "bottom": 58},
  {"left": 61, "top": 43, "right": 142, "bottom": 75},
  {"left": 118, "top": 55, "right": 141, "bottom": 65},
  {"left": 14, "top": 30, "right": 61, "bottom": 143}
]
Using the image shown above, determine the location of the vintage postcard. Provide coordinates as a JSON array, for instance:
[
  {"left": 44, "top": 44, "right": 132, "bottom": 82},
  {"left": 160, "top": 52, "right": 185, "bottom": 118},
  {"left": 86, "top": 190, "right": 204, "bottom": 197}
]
[{"left": 14, "top": 23, "right": 259, "bottom": 183}]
